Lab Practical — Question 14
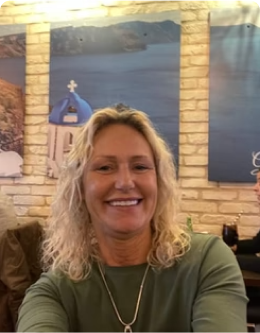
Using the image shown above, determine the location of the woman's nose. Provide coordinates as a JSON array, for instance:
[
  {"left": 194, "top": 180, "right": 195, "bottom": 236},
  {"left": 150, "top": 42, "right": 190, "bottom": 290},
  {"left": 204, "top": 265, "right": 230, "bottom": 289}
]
[{"left": 114, "top": 167, "right": 135, "bottom": 191}]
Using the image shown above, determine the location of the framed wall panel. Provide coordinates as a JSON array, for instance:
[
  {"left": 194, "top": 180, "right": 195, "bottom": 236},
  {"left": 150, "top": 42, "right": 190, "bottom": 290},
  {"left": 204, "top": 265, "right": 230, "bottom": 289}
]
[
  {"left": 48, "top": 11, "right": 181, "bottom": 178},
  {"left": 209, "top": 8, "right": 260, "bottom": 182},
  {"left": 0, "top": 24, "right": 26, "bottom": 178}
]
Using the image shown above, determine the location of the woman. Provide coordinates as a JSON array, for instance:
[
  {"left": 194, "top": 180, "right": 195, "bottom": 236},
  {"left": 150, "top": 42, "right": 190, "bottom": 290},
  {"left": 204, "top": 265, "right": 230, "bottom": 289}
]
[
  {"left": 231, "top": 169, "right": 260, "bottom": 273},
  {"left": 17, "top": 104, "right": 247, "bottom": 332},
  {"left": 232, "top": 168, "right": 260, "bottom": 257}
]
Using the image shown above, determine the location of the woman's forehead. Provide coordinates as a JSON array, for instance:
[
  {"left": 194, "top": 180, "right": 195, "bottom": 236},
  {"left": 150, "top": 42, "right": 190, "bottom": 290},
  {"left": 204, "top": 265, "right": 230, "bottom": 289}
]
[{"left": 93, "top": 125, "right": 152, "bottom": 152}]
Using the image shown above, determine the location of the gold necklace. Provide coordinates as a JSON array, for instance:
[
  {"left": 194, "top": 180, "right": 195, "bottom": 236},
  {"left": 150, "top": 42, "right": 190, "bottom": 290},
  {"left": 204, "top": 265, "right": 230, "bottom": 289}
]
[{"left": 98, "top": 262, "right": 150, "bottom": 333}]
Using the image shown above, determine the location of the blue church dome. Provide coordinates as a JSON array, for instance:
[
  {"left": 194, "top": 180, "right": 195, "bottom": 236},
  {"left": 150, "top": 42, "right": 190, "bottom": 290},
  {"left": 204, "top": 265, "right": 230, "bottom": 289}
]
[{"left": 49, "top": 80, "right": 93, "bottom": 126}]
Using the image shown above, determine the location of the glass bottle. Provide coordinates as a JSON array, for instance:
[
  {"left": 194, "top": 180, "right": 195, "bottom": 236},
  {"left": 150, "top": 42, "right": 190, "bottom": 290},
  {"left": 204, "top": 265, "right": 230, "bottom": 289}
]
[{"left": 186, "top": 216, "right": 193, "bottom": 232}]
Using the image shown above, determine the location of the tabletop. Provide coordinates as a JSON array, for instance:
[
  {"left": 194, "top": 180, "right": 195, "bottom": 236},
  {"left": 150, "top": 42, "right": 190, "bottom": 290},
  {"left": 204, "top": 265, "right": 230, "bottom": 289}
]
[{"left": 242, "top": 270, "right": 260, "bottom": 287}]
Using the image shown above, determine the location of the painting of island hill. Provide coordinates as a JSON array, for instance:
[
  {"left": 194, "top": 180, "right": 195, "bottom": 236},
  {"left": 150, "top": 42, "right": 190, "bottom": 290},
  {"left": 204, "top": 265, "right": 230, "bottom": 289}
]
[
  {"left": 209, "top": 7, "right": 260, "bottom": 182},
  {"left": 48, "top": 11, "right": 181, "bottom": 178},
  {"left": 0, "top": 24, "right": 26, "bottom": 178}
]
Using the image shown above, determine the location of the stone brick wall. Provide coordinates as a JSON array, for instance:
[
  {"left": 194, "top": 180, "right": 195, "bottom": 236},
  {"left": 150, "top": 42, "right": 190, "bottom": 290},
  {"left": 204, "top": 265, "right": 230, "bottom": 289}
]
[{"left": 0, "top": 0, "right": 259, "bottom": 237}]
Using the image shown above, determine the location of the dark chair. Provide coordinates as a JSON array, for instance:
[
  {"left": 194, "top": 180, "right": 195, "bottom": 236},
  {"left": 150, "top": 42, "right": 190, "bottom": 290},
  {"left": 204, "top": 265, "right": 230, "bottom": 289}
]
[{"left": 0, "top": 221, "right": 43, "bottom": 332}]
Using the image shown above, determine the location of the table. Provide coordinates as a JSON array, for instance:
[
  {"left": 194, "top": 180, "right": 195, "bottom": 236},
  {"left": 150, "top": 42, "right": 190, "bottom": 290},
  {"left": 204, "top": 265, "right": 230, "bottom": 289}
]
[{"left": 242, "top": 270, "right": 260, "bottom": 287}]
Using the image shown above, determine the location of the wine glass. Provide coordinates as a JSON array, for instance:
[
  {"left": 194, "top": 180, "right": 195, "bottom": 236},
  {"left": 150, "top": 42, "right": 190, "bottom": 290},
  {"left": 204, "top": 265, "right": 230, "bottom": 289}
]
[
  {"left": 222, "top": 223, "right": 238, "bottom": 246},
  {"left": 222, "top": 211, "right": 242, "bottom": 246}
]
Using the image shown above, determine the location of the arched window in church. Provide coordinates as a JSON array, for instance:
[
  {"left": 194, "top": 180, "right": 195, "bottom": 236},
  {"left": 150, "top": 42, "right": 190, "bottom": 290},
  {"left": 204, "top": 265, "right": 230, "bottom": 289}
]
[{"left": 63, "top": 132, "right": 73, "bottom": 154}]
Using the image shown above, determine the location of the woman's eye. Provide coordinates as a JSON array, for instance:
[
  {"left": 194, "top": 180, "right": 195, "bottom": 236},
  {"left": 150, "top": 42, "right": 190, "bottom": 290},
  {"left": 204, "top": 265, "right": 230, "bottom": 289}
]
[
  {"left": 134, "top": 165, "right": 148, "bottom": 170},
  {"left": 98, "top": 165, "right": 112, "bottom": 171}
]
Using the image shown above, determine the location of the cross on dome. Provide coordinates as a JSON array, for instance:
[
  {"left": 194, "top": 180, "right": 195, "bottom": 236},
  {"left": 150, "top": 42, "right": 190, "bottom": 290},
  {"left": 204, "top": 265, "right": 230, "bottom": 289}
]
[
  {"left": 49, "top": 79, "right": 92, "bottom": 126},
  {"left": 67, "top": 80, "right": 78, "bottom": 92}
]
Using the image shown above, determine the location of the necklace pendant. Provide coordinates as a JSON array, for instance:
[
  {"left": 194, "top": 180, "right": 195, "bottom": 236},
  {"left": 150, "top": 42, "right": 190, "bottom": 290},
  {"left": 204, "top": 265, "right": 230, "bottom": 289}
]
[{"left": 124, "top": 325, "right": 132, "bottom": 332}]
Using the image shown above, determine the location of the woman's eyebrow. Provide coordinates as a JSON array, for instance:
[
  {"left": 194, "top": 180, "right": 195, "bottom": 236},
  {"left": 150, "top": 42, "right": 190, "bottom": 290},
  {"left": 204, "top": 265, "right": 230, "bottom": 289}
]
[
  {"left": 92, "top": 155, "right": 151, "bottom": 161},
  {"left": 92, "top": 155, "right": 116, "bottom": 160}
]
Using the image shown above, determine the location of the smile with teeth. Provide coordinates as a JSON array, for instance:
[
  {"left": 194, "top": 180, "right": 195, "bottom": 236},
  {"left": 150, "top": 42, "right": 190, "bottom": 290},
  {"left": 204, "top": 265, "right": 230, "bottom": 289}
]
[{"left": 108, "top": 200, "right": 141, "bottom": 207}]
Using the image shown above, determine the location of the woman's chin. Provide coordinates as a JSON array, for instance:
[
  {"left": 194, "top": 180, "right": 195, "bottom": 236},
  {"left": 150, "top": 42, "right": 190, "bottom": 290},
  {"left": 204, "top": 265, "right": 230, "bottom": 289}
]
[{"left": 105, "top": 221, "right": 149, "bottom": 237}]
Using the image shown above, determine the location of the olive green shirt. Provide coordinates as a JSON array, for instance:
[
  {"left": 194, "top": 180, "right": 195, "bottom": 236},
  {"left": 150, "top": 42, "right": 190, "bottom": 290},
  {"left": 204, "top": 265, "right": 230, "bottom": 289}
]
[{"left": 17, "top": 234, "right": 248, "bottom": 332}]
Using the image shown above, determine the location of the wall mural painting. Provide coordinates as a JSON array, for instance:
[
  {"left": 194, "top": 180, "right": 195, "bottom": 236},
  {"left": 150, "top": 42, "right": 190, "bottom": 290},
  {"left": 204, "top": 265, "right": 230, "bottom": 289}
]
[
  {"left": 0, "top": 24, "right": 26, "bottom": 178},
  {"left": 48, "top": 11, "right": 181, "bottom": 178},
  {"left": 209, "top": 7, "right": 260, "bottom": 182}
]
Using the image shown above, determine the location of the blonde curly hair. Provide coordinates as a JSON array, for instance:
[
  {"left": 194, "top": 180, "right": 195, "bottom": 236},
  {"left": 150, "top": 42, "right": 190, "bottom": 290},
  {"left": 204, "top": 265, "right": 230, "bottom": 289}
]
[{"left": 42, "top": 105, "right": 190, "bottom": 281}]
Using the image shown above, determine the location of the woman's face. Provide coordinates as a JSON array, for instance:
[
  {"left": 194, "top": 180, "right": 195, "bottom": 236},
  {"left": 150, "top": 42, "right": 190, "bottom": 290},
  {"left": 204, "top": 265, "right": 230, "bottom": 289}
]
[{"left": 83, "top": 124, "right": 158, "bottom": 239}]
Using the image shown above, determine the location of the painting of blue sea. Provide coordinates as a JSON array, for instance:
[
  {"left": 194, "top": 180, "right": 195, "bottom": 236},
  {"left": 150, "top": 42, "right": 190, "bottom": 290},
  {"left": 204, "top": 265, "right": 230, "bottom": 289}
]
[
  {"left": 209, "top": 7, "right": 260, "bottom": 182},
  {"left": 49, "top": 11, "right": 181, "bottom": 176},
  {"left": 0, "top": 24, "right": 26, "bottom": 178}
]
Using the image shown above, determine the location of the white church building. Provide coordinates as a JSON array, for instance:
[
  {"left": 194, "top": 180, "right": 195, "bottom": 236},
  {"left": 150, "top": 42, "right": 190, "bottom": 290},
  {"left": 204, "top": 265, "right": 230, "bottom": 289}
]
[{"left": 48, "top": 80, "right": 92, "bottom": 178}]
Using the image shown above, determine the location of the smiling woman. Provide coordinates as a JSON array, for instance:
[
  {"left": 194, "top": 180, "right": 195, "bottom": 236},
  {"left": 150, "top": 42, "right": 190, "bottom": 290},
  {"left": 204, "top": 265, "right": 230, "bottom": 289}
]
[
  {"left": 43, "top": 103, "right": 187, "bottom": 273},
  {"left": 17, "top": 104, "right": 248, "bottom": 332}
]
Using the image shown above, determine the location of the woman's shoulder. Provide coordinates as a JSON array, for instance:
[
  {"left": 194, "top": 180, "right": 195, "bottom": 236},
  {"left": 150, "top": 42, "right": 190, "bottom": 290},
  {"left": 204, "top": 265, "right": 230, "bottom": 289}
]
[
  {"left": 31, "top": 269, "right": 90, "bottom": 294},
  {"left": 179, "top": 232, "right": 235, "bottom": 269},
  {"left": 189, "top": 232, "right": 222, "bottom": 252},
  {"left": 172, "top": 232, "right": 241, "bottom": 287}
]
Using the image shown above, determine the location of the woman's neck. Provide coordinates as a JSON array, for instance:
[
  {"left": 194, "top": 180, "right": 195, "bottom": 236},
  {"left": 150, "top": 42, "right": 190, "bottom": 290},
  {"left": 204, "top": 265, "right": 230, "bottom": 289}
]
[{"left": 97, "top": 230, "right": 152, "bottom": 266}]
